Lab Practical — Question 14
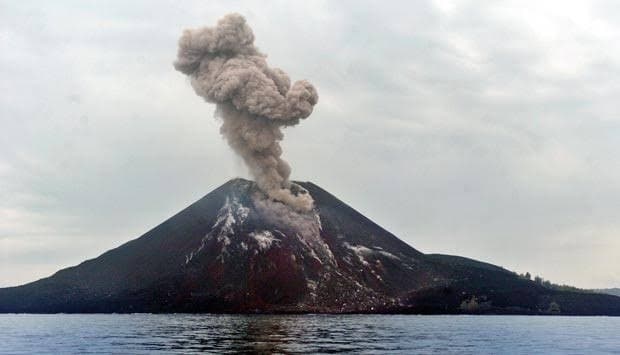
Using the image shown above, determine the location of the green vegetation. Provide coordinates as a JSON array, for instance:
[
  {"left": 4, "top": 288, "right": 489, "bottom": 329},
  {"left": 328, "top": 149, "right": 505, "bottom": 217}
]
[{"left": 516, "top": 272, "right": 593, "bottom": 293}]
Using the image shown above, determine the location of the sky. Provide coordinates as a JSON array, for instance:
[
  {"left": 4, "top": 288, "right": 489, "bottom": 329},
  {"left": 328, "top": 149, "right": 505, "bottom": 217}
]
[{"left": 1, "top": 0, "right": 619, "bottom": 289}]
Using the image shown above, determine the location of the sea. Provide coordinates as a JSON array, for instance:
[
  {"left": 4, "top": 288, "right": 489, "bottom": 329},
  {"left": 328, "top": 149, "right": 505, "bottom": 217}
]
[{"left": 1, "top": 314, "right": 619, "bottom": 354}]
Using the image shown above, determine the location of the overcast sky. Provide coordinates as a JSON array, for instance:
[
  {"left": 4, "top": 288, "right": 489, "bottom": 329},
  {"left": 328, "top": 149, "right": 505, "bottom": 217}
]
[{"left": 1, "top": 0, "right": 619, "bottom": 289}]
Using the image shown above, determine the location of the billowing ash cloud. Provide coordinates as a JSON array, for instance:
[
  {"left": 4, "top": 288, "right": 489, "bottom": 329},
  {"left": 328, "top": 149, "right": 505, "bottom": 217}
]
[{"left": 174, "top": 13, "right": 318, "bottom": 212}]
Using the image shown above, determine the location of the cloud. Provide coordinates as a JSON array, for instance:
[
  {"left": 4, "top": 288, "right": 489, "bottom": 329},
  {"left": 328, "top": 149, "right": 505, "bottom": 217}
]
[{"left": 1, "top": 0, "right": 619, "bottom": 288}]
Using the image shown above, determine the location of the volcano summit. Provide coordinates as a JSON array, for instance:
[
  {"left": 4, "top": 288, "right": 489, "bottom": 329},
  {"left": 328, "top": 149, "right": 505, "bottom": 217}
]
[
  {"left": 2, "top": 14, "right": 619, "bottom": 315},
  {"left": 1, "top": 178, "right": 619, "bottom": 315}
]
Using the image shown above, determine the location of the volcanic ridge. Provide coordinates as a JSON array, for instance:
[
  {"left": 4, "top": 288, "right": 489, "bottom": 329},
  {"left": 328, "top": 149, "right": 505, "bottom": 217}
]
[{"left": 1, "top": 178, "right": 619, "bottom": 315}]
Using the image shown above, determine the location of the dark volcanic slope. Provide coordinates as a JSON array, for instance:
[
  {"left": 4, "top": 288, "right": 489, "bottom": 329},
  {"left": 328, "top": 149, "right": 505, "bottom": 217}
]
[{"left": 1, "top": 179, "right": 619, "bottom": 315}]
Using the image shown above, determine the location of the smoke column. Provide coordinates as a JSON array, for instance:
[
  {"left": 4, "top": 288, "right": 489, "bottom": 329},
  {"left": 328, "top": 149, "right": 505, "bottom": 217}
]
[{"left": 174, "top": 13, "right": 318, "bottom": 212}]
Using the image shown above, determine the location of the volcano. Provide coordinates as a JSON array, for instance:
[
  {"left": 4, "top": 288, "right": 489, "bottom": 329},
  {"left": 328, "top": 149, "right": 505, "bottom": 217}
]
[{"left": 1, "top": 178, "right": 619, "bottom": 315}]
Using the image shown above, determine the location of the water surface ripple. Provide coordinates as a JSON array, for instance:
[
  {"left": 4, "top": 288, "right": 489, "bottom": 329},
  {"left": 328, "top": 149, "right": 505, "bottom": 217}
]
[{"left": 1, "top": 314, "right": 619, "bottom": 354}]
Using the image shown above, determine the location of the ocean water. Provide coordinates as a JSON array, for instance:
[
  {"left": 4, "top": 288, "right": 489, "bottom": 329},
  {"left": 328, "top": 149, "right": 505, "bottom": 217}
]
[{"left": 1, "top": 314, "right": 619, "bottom": 354}]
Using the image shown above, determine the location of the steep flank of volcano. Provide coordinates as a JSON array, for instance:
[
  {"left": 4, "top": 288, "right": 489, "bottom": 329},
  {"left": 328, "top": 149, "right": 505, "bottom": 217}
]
[{"left": 1, "top": 178, "right": 619, "bottom": 315}]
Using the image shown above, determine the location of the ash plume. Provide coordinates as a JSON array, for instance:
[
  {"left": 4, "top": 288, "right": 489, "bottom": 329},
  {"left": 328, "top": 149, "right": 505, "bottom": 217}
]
[{"left": 174, "top": 13, "right": 318, "bottom": 212}]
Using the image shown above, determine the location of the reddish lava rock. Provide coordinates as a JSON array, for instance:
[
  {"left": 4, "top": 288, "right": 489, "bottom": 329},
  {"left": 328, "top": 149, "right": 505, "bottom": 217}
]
[{"left": 1, "top": 179, "right": 620, "bottom": 315}]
